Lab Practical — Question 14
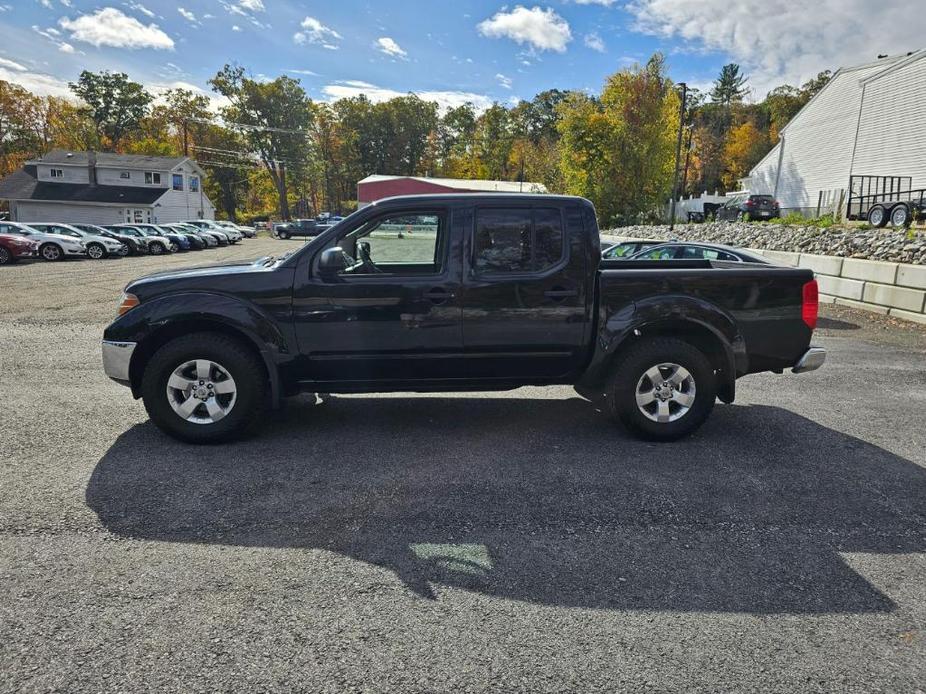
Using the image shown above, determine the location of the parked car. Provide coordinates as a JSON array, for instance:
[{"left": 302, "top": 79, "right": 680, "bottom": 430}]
[
  {"left": 716, "top": 194, "right": 780, "bottom": 222},
  {"left": 0, "top": 221, "right": 86, "bottom": 261},
  {"left": 183, "top": 220, "right": 242, "bottom": 243},
  {"left": 0, "top": 231, "right": 40, "bottom": 264},
  {"left": 108, "top": 225, "right": 173, "bottom": 255},
  {"left": 274, "top": 218, "right": 320, "bottom": 239},
  {"left": 102, "top": 193, "right": 824, "bottom": 445},
  {"left": 161, "top": 224, "right": 212, "bottom": 249},
  {"left": 29, "top": 222, "right": 126, "bottom": 259},
  {"left": 601, "top": 239, "right": 664, "bottom": 259},
  {"left": 214, "top": 220, "right": 256, "bottom": 238},
  {"left": 71, "top": 223, "right": 148, "bottom": 256},
  {"left": 626, "top": 242, "right": 768, "bottom": 263},
  {"left": 133, "top": 224, "right": 193, "bottom": 252}
]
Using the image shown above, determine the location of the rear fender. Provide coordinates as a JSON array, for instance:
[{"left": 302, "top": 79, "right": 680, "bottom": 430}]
[{"left": 581, "top": 294, "right": 745, "bottom": 404}]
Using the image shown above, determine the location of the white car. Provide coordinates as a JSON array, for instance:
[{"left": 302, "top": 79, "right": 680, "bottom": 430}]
[
  {"left": 109, "top": 225, "right": 175, "bottom": 255},
  {"left": 30, "top": 222, "right": 126, "bottom": 260},
  {"left": 0, "top": 221, "right": 87, "bottom": 261},
  {"left": 213, "top": 220, "right": 256, "bottom": 238}
]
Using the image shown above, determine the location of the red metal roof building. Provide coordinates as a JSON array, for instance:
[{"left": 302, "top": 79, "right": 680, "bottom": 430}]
[{"left": 357, "top": 175, "right": 547, "bottom": 207}]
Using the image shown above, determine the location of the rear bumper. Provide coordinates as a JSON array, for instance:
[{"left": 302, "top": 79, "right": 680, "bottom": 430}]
[
  {"left": 792, "top": 347, "right": 826, "bottom": 373},
  {"left": 101, "top": 340, "right": 136, "bottom": 385}
]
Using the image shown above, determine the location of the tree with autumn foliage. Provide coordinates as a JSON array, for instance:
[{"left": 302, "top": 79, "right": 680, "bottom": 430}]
[{"left": 558, "top": 53, "right": 680, "bottom": 225}]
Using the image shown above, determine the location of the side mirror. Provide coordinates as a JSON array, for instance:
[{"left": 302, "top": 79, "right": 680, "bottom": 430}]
[{"left": 318, "top": 246, "right": 349, "bottom": 274}]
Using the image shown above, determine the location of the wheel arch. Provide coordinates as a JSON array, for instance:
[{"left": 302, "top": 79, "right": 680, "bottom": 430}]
[{"left": 581, "top": 298, "right": 744, "bottom": 404}]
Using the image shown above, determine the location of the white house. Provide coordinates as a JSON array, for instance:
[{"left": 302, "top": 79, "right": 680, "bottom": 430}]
[
  {"left": 0, "top": 150, "right": 216, "bottom": 225},
  {"left": 743, "top": 50, "right": 926, "bottom": 216}
]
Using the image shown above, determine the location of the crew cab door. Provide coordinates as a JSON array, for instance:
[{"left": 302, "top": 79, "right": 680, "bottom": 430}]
[
  {"left": 291, "top": 205, "right": 463, "bottom": 383},
  {"left": 460, "top": 205, "right": 591, "bottom": 380}
]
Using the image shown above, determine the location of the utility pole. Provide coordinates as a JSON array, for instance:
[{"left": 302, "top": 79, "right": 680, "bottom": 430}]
[
  {"left": 182, "top": 120, "right": 189, "bottom": 157},
  {"left": 669, "top": 82, "right": 687, "bottom": 233}
]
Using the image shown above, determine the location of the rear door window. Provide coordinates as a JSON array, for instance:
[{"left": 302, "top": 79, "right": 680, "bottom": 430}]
[{"left": 474, "top": 207, "right": 564, "bottom": 275}]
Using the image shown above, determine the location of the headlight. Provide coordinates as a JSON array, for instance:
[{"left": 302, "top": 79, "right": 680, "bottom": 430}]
[{"left": 117, "top": 292, "right": 140, "bottom": 316}]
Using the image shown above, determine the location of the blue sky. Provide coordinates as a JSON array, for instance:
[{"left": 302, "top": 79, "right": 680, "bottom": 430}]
[{"left": 0, "top": 1, "right": 921, "bottom": 110}]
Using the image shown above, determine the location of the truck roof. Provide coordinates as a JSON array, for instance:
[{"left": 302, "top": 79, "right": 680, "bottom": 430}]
[{"left": 367, "top": 192, "right": 595, "bottom": 210}]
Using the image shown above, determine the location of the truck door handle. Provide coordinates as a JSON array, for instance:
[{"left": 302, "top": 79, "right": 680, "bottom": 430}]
[
  {"left": 544, "top": 287, "right": 578, "bottom": 301},
  {"left": 424, "top": 287, "right": 455, "bottom": 304}
]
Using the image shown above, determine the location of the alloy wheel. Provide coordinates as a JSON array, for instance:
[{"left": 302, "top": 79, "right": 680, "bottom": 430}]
[
  {"left": 0, "top": 247, "right": 9, "bottom": 264},
  {"left": 41, "top": 244, "right": 61, "bottom": 261},
  {"left": 87, "top": 243, "right": 105, "bottom": 259},
  {"left": 635, "top": 362, "right": 696, "bottom": 423},
  {"left": 165, "top": 359, "right": 238, "bottom": 425}
]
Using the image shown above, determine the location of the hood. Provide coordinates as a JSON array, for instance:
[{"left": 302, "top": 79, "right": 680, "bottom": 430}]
[{"left": 127, "top": 258, "right": 271, "bottom": 294}]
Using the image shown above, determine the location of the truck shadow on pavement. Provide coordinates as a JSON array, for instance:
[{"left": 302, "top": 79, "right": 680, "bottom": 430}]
[{"left": 86, "top": 397, "right": 926, "bottom": 614}]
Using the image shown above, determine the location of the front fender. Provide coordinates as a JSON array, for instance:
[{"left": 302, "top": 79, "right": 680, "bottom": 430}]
[{"left": 103, "top": 291, "right": 291, "bottom": 403}]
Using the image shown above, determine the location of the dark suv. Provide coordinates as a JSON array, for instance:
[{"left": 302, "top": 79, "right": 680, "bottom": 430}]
[{"left": 716, "top": 194, "right": 780, "bottom": 222}]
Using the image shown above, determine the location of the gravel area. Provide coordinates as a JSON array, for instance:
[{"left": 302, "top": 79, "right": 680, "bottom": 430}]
[
  {"left": 605, "top": 221, "right": 926, "bottom": 264},
  {"left": 1, "top": 239, "right": 925, "bottom": 693}
]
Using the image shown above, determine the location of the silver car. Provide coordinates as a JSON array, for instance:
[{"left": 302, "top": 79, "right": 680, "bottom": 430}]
[
  {"left": 30, "top": 222, "right": 126, "bottom": 259},
  {"left": 183, "top": 220, "right": 242, "bottom": 243},
  {"left": 0, "top": 221, "right": 87, "bottom": 261},
  {"left": 213, "top": 220, "right": 255, "bottom": 238}
]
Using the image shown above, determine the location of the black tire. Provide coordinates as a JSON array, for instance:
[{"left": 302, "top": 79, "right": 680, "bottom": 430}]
[
  {"left": 889, "top": 203, "right": 911, "bottom": 228},
  {"left": 149, "top": 242, "right": 166, "bottom": 255},
  {"left": 141, "top": 332, "right": 267, "bottom": 444},
  {"left": 169, "top": 241, "right": 180, "bottom": 252},
  {"left": 868, "top": 205, "right": 888, "bottom": 228},
  {"left": 40, "top": 243, "right": 63, "bottom": 261},
  {"left": 0, "top": 246, "right": 12, "bottom": 265},
  {"left": 277, "top": 230, "right": 290, "bottom": 240},
  {"left": 86, "top": 242, "right": 107, "bottom": 260},
  {"left": 606, "top": 337, "right": 716, "bottom": 442}
]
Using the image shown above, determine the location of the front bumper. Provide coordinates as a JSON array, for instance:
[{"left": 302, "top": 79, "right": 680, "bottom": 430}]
[
  {"left": 64, "top": 246, "right": 87, "bottom": 256},
  {"left": 792, "top": 347, "right": 826, "bottom": 373},
  {"left": 101, "top": 340, "right": 136, "bottom": 385}
]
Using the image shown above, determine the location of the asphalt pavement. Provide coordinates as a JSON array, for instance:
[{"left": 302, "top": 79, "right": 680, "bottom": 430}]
[{"left": 1, "top": 238, "right": 924, "bottom": 693}]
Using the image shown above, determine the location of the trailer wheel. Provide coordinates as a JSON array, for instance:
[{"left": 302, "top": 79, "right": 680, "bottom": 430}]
[
  {"left": 890, "top": 203, "right": 911, "bottom": 228},
  {"left": 868, "top": 205, "right": 888, "bottom": 228}
]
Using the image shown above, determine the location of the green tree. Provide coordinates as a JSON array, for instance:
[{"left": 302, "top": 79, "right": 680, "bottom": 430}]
[
  {"left": 68, "top": 71, "right": 152, "bottom": 150},
  {"left": 710, "top": 63, "right": 749, "bottom": 105},
  {"left": 209, "top": 65, "right": 312, "bottom": 220}
]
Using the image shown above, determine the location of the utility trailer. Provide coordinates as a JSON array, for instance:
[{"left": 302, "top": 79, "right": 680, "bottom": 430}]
[{"left": 847, "top": 174, "right": 926, "bottom": 228}]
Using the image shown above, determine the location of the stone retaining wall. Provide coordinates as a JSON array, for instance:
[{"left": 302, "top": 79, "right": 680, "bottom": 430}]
[{"left": 746, "top": 250, "right": 926, "bottom": 324}]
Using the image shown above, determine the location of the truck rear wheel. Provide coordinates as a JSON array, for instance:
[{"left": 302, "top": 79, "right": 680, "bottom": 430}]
[
  {"left": 141, "top": 332, "right": 267, "bottom": 444},
  {"left": 606, "top": 337, "right": 716, "bottom": 442}
]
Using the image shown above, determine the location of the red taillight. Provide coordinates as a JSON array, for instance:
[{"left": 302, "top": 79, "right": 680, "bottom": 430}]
[
  {"left": 802, "top": 280, "right": 819, "bottom": 330},
  {"left": 745, "top": 199, "right": 754, "bottom": 206}
]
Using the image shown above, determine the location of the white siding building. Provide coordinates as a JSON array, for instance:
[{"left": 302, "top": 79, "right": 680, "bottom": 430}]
[
  {"left": 744, "top": 51, "right": 926, "bottom": 216},
  {"left": 0, "top": 150, "right": 215, "bottom": 224}
]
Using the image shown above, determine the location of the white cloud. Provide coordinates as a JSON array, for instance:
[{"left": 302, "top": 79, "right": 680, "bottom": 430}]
[
  {"left": 627, "top": 0, "right": 920, "bottom": 98},
  {"left": 584, "top": 32, "right": 605, "bottom": 52},
  {"left": 0, "top": 66, "right": 71, "bottom": 97},
  {"left": 495, "top": 73, "right": 513, "bottom": 89},
  {"left": 570, "top": 0, "right": 616, "bottom": 4},
  {"left": 178, "top": 8, "right": 197, "bottom": 23},
  {"left": 124, "top": 2, "right": 155, "bottom": 18},
  {"left": 238, "top": 0, "right": 264, "bottom": 11},
  {"left": 59, "top": 7, "right": 175, "bottom": 50},
  {"left": 231, "top": 24, "right": 241, "bottom": 31},
  {"left": 33, "top": 24, "right": 81, "bottom": 53},
  {"left": 322, "top": 80, "right": 494, "bottom": 112},
  {"left": 294, "top": 16, "right": 342, "bottom": 46},
  {"left": 37, "top": 0, "right": 53, "bottom": 8},
  {"left": 376, "top": 37, "right": 407, "bottom": 58},
  {"left": 477, "top": 6, "right": 572, "bottom": 53},
  {"left": 0, "top": 57, "right": 27, "bottom": 71},
  {"left": 288, "top": 68, "right": 318, "bottom": 76},
  {"left": 58, "top": 41, "right": 74, "bottom": 53}
]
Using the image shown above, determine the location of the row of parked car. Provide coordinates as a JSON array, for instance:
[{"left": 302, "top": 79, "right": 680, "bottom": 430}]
[
  {"left": 601, "top": 239, "right": 766, "bottom": 263},
  {"left": 0, "top": 219, "right": 257, "bottom": 265}
]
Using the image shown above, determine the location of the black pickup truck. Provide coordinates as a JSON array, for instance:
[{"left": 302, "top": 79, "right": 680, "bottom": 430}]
[
  {"left": 274, "top": 218, "right": 322, "bottom": 239},
  {"left": 102, "top": 194, "right": 825, "bottom": 444}
]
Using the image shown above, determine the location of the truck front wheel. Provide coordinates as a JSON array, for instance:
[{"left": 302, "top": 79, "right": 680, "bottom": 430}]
[
  {"left": 606, "top": 337, "right": 716, "bottom": 442},
  {"left": 141, "top": 332, "right": 267, "bottom": 444}
]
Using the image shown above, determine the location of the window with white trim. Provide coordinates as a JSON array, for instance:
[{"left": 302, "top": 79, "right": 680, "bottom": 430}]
[
  {"left": 172, "top": 173, "right": 183, "bottom": 191},
  {"left": 189, "top": 176, "right": 199, "bottom": 192},
  {"left": 145, "top": 172, "right": 162, "bottom": 185},
  {"left": 50, "top": 168, "right": 63, "bottom": 178}
]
